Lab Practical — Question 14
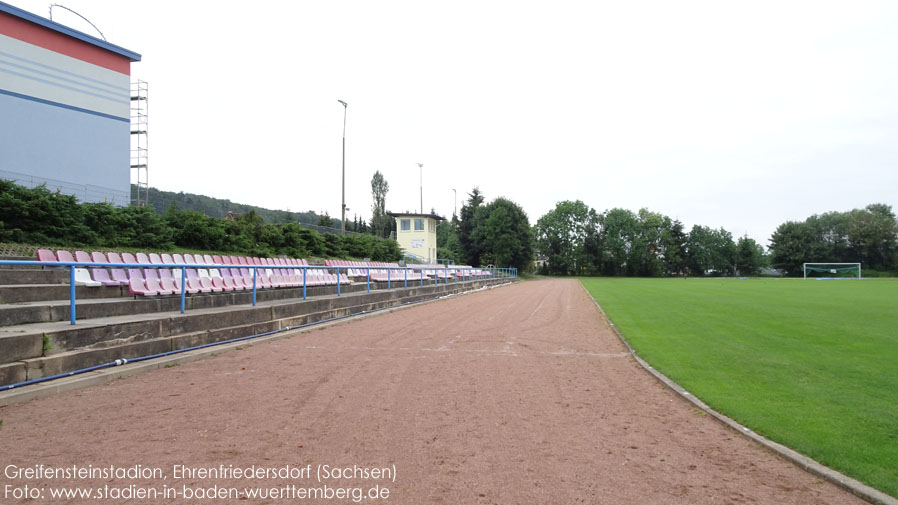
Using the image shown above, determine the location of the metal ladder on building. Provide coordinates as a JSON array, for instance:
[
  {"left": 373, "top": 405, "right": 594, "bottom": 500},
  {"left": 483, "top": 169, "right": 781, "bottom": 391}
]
[{"left": 130, "top": 80, "right": 148, "bottom": 207}]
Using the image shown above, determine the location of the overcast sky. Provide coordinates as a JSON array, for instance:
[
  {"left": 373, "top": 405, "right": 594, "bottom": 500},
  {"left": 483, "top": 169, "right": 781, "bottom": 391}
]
[{"left": 17, "top": 0, "right": 898, "bottom": 245}]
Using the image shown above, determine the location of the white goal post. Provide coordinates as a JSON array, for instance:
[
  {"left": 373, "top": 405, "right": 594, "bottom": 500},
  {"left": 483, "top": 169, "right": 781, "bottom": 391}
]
[{"left": 802, "top": 263, "right": 861, "bottom": 279}]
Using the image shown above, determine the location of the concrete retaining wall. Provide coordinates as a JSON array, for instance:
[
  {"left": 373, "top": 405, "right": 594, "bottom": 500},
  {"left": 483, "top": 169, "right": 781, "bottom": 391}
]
[{"left": 1, "top": 279, "right": 511, "bottom": 387}]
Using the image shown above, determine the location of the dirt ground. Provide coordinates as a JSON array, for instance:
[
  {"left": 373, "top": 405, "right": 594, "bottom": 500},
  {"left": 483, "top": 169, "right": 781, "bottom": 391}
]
[{"left": 0, "top": 278, "right": 866, "bottom": 504}]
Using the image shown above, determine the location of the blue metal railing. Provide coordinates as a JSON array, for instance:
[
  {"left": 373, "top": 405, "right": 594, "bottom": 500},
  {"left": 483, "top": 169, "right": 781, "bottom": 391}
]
[{"left": 0, "top": 260, "right": 517, "bottom": 325}]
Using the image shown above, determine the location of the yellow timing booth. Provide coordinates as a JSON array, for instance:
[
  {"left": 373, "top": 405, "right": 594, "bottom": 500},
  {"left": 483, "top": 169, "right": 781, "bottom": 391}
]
[{"left": 388, "top": 212, "right": 445, "bottom": 264}]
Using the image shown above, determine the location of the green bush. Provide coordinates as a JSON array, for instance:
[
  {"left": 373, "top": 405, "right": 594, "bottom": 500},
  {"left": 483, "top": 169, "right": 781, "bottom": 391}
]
[{"left": 0, "top": 179, "right": 401, "bottom": 261}]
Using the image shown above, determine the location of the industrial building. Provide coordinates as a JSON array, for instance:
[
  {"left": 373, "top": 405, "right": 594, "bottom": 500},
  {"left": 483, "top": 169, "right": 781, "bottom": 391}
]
[{"left": 0, "top": 1, "right": 140, "bottom": 206}]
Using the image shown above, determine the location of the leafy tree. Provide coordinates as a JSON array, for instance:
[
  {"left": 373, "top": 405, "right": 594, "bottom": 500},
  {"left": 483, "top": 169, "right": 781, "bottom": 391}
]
[
  {"left": 685, "top": 225, "right": 735, "bottom": 275},
  {"left": 317, "top": 212, "right": 333, "bottom": 228},
  {"left": 534, "top": 200, "right": 595, "bottom": 275},
  {"left": 735, "top": 235, "right": 765, "bottom": 275},
  {"left": 598, "top": 208, "right": 638, "bottom": 276},
  {"left": 474, "top": 198, "right": 533, "bottom": 271},
  {"left": 458, "top": 188, "right": 485, "bottom": 266},
  {"left": 661, "top": 219, "right": 687, "bottom": 276},
  {"left": 436, "top": 218, "right": 463, "bottom": 264},
  {"left": 769, "top": 221, "right": 819, "bottom": 276},
  {"left": 370, "top": 171, "right": 390, "bottom": 238}
]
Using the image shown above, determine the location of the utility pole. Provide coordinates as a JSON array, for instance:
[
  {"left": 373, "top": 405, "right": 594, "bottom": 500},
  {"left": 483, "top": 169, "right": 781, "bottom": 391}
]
[
  {"left": 418, "top": 163, "right": 423, "bottom": 214},
  {"left": 338, "top": 100, "right": 347, "bottom": 234}
]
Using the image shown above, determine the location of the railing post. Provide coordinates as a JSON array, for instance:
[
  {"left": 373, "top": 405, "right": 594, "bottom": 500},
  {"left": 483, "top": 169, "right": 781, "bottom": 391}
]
[
  {"left": 420, "top": 268, "right": 423, "bottom": 287},
  {"left": 180, "top": 267, "right": 186, "bottom": 313},
  {"left": 252, "top": 268, "right": 257, "bottom": 306},
  {"left": 387, "top": 268, "right": 391, "bottom": 290},
  {"left": 303, "top": 267, "right": 307, "bottom": 300},
  {"left": 69, "top": 265, "right": 76, "bottom": 325},
  {"left": 366, "top": 267, "right": 370, "bottom": 293}
]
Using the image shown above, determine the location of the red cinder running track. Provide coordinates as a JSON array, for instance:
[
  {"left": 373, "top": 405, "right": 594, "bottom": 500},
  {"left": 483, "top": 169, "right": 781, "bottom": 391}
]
[{"left": 0, "top": 279, "right": 865, "bottom": 504}]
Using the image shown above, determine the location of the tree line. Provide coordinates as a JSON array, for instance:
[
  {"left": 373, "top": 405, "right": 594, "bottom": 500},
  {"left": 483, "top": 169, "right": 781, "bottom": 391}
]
[
  {"left": 533, "top": 200, "right": 897, "bottom": 277},
  {"left": 532, "top": 200, "right": 766, "bottom": 276},
  {"left": 437, "top": 188, "right": 534, "bottom": 272},
  {"left": 769, "top": 203, "right": 898, "bottom": 275},
  {"left": 2, "top": 180, "right": 401, "bottom": 261},
  {"left": 134, "top": 184, "right": 332, "bottom": 228}
]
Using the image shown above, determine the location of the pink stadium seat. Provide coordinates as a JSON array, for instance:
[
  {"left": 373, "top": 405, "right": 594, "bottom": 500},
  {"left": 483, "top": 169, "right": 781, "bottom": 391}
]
[
  {"left": 212, "top": 255, "right": 224, "bottom": 264},
  {"left": 109, "top": 268, "right": 129, "bottom": 285},
  {"left": 203, "top": 254, "right": 215, "bottom": 264},
  {"left": 229, "top": 268, "right": 251, "bottom": 289},
  {"left": 208, "top": 269, "right": 231, "bottom": 291},
  {"left": 121, "top": 252, "right": 138, "bottom": 264},
  {"left": 89, "top": 268, "right": 120, "bottom": 286},
  {"left": 149, "top": 253, "right": 163, "bottom": 264},
  {"left": 185, "top": 269, "right": 213, "bottom": 293},
  {"left": 128, "top": 276, "right": 157, "bottom": 296},
  {"left": 161, "top": 253, "right": 175, "bottom": 265},
  {"left": 36, "top": 249, "right": 56, "bottom": 262},
  {"left": 157, "top": 272, "right": 180, "bottom": 293},
  {"left": 220, "top": 269, "right": 244, "bottom": 291},
  {"left": 107, "top": 252, "right": 124, "bottom": 264},
  {"left": 195, "top": 269, "right": 222, "bottom": 292},
  {"left": 172, "top": 254, "right": 186, "bottom": 264},
  {"left": 159, "top": 268, "right": 197, "bottom": 294},
  {"left": 56, "top": 250, "right": 75, "bottom": 263},
  {"left": 183, "top": 253, "right": 197, "bottom": 264},
  {"left": 144, "top": 269, "right": 174, "bottom": 295},
  {"left": 127, "top": 269, "right": 157, "bottom": 296},
  {"left": 252, "top": 257, "right": 262, "bottom": 266},
  {"left": 136, "top": 252, "right": 151, "bottom": 264},
  {"left": 240, "top": 268, "right": 270, "bottom": 289},
  {"left": 90, "top": 251, "right": 107, "bottom": 263},
  {"left": 229, "top": 256, "right": 241, "bottom": 265},
  {"left": 74, "top": 250, "right": 91, "bottom": 263}
]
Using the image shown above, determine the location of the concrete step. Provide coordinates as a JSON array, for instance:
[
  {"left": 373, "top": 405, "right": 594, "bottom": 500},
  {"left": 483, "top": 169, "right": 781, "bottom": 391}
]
[
  {"left": 0, "top": 256, "right": 36, "bottom": 269},
  {"left": 0, "top": 279, "right": 506, "bottom": 386},
  {"left": 0, "top": 281, "right": 403, "bottom": 327},
  {"left": 0, "top": 269, "right": 68, "bottom": 285},
  {"left": 0, "top": 284, "right": 127, "bottom": 303}
]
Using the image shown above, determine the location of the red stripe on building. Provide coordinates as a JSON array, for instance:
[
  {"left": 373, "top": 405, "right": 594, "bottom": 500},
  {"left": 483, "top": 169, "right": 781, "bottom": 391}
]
[{"left": 0, "top": 11, "right": 130, "bottom": 74}]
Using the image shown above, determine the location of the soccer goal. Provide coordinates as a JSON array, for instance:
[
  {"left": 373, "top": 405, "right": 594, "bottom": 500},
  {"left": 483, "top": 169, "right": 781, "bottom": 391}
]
[{"left": 802, "top": 263, "right": 861, "bottom": 279}]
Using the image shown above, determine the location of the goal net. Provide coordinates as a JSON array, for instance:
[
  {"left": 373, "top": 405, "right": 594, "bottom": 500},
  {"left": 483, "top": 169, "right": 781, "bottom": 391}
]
[{"left": 802, "top": 263, "right": 861, "bottom": 279}]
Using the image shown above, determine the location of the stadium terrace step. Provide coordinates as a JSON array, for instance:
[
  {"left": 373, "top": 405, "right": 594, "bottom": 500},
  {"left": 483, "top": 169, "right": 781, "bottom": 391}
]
[
  {"left": 0, "top": 284, "right": 127, "bottom": 303},
  {"left": 0, "top": 280, "right": 415, "bottom": 327},
  {"left": 0, "top": 269, "right": 69, "bottom": 285},
  {"left": 0, "top": 279, "right": 508, "bottom": 387},
  {"left": 0, "top": 256, "right": 37, "bottom": 270}
]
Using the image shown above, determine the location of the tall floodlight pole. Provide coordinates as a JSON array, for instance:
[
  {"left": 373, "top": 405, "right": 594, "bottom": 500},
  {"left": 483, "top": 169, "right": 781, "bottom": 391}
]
[
  {"left": 338, "top": 100, "right": 348, "bottom": 234},
  {"left": 417, "top": 163, "right": 423, "bottom": 213},
  {"left": 452, "top": 188, "right": 457, "bottom": 217}
]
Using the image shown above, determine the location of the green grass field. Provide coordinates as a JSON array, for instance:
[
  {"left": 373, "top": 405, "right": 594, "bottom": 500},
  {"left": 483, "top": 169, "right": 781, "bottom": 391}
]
[{"left": 580, "top": 277, "right": 898, "bottom": 498}]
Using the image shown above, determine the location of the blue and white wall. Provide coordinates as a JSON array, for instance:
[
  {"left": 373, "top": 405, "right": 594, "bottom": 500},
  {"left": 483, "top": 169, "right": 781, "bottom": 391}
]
[{"left": 0, "top": 3, "right": 140, "bottom": 206}]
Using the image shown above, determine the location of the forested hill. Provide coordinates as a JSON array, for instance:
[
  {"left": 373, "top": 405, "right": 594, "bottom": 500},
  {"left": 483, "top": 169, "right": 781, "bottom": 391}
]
[{"left": 132, "top": 185, "right": 329, "bottom": 225}]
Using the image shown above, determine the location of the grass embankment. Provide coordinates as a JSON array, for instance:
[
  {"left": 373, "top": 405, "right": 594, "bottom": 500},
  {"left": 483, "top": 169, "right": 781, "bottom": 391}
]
[{"left": 581, "top": 277, "right": 898, "bottom": 498}]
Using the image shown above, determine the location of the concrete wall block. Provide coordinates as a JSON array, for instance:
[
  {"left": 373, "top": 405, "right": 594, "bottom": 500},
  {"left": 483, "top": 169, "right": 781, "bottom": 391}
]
[
  {"left": 45, "top": 319, "right": 164, "bottom": 352},
  {"left": 49, "top": 297, "right": 161, "bottom": 322},
  {"left": 0, "top": 269, "right": 68, "bottom": 285},
  {"left": 0, "top": 332, "right": 43, "bottom": 361},
  {"left": 0, "top": 362, "right": 27, "bottom": 386},
  {"left": 0, "top": 305, "right": 52, "bottom": 327},
  {"left": 24, "top": 338, "right": 173, "bottom": 380}
]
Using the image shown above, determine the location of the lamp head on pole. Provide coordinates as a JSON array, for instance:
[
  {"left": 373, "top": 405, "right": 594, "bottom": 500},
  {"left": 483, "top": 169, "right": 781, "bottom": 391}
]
[{"left": 337, "top": 99, "right": 347, "bottom": 107}]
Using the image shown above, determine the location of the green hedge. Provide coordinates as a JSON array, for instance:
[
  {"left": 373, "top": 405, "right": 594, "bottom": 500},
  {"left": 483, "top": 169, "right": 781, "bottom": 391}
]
[{"left": 0, "top": 180, "right": 400, "bottom": 261}]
